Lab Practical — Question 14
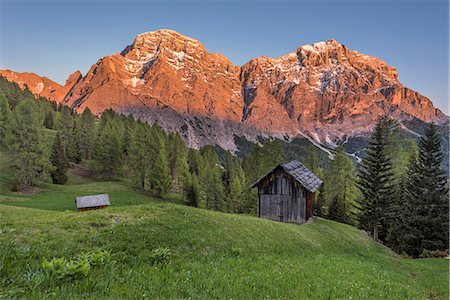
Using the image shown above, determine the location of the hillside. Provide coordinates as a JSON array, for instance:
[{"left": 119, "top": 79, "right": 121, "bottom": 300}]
[
  {"left": 0, "top": 161, "right": 448, "bottom": 298},
  {"left": 1, "top": 201, "right": 448, "bottom": 299}
]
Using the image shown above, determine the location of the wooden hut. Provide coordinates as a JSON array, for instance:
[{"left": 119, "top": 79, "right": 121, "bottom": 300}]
[
  {"left": 250, "top": 160, "right": 322, "bottom": 224},
  {"left": 75, "top": 194, "right": 110, "bottom": 212}
]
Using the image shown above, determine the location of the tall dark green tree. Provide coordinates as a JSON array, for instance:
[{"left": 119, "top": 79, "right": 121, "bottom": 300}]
[
  {"left": 407, "top": 123, "right": 449, "bottom": 256},
  {"left": 243, "top": 139, "right": 286, "bottom": 184},
  {"left": 129, "top": 122, "right": 152, "bottom": 189},
  {"left": 167, "top": 133, "right": 189, "bottom": 188},
  {"left": 0, "top": 93, "right": 12, "bottom": 149},
  {"left": 386, "top": 151, "right": 417, "bottom": 254},
  {"left": 10, "top": 100, "right": 52, "bottom": 189},
  {"left": 324, "top": 146, "right": 358, "bottom": 224},
  {"left": 184, "top": 173, "right": 202, "bottom": 207},
  {"left": 50, "top": 132, "right": 69, "bottom": 184},
  {"left": 78, "top": 108, "right": 96, "bottom": 159},
  {"left": 95, "top": 121, "right": 123, "bottom": 178},
  {"left": 148, "top": 133, "right": 172, "bottom": 197},
  {"left": 199, "top": 146, "right": 225, "bottom": 211},
  {"left": 68, "top": 119, "right": 82, "bottom": 163},
  {"left": 358, "top": 116, "right": 396, "bottom": 241}
]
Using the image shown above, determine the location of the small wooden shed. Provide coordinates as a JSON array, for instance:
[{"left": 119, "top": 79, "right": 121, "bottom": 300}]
[
  {"left": 75, "top": 194, "right": 110, "bottom": 212},
  {"left": 250, "top": 160, "right": 323, "bottom": 224}
]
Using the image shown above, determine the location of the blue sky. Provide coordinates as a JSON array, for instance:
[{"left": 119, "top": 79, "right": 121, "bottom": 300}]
[{"left": 1, "top": 0, "right": 448, "bottom": 113}]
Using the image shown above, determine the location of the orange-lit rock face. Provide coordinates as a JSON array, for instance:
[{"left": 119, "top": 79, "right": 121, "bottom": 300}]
[
  {"left": 1, "top": 31, "right": 447, "bottom": 149},
  {"left": 65, "top": 30, "right": 243, "bottom": 122},
  {"left": 0, "top": 70, "right": 81, "bottom": 103},
  {"left": 241, "top": 39, "right": 444, "bottom": 143}
]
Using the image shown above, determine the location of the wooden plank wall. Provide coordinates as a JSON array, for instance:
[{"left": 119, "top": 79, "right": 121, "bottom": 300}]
[{"left": 258, "top": 170, "right": 307, "bottom": 224}]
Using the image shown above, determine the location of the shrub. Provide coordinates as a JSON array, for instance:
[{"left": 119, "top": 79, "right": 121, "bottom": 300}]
[
  {"left": 149, "top": 247, "right": 171, "bottom": 265},
  {"left": 41, "top": 250, "right": 111, "bottom": 279}
]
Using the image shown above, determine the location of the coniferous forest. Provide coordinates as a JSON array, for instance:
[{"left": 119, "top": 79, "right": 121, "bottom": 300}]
[{"left": 0, "top": 75, "right": 448, "bottom": 260}]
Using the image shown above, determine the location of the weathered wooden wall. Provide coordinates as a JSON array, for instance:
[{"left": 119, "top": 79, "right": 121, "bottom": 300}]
[{"left": 257, "top": 169, "right": 307, "bottom": 224}]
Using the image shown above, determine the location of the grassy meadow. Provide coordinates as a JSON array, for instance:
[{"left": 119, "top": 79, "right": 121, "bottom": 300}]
[{"left": 0, "top": 152, "right": 448, "bottom": 299}]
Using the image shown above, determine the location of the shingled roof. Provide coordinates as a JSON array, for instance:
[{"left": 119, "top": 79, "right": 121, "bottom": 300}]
[
  {"left": 250, "top": 160, "right": 323, "bottom": 193},
  {"left": 75, "top": 194, "right": 110, "bottom": 209}
]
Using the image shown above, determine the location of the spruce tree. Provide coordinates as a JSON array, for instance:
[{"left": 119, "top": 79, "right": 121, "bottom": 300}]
[
  {"left": 407, "top": 123, "right": 449, "bottom": 256},
  {"left": 386, "top": 151, "right": 417, "bottom": 254},
  {"left": 50, "top": 132, "right": 69, "bottom": 184},
  {"left": 10, "top": 100, "right": 52, "bottom": 189},
  {"left": 358, "top": 116, "right": 396, "bottom": 241}
]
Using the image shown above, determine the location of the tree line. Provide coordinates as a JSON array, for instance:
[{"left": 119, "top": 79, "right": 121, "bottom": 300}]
[
  {"left": 0, "top": 78, "right": 255, "bottom": 213},
  {"left": 0, "top": 77, "right": 447, "bottom": 257},
  {"left": 313, "top": 116, "right": 448, "bottom": 257}
]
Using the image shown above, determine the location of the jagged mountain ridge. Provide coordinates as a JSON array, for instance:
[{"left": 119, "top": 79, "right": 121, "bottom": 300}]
[
  {"left": 1, "top": 29, "right": 447, "bottom": 150},
  {"left": 0, "top": 69, "right": 82, "bottom": 102}
]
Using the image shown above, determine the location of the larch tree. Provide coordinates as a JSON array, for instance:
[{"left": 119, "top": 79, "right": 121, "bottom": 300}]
[
  {"left": 78, "top": 108, "right": 96, "bottom": 159},
  {"left": 129, "top": 122, "right": 152, "bottom": 190},
  {"left": 9, "top": 99, "right": 52, "bottom": 190},
  {"left": 95, "top": 121, "right": 123, "bottom": 178},
  {"left": 0, "top": 93, "right": 12, "bottom": 149},
  {"left": 50, "top": 131, "right": 69, "bottom": 184},
  {"left": 324, "top": 146, "right": 358, "bottom": 224},
  {"left": 199, "top": 146, "right": 225, "bottom": 211},
  {"left": 148, "top": 132, "right": 172, "bottom": 197}
]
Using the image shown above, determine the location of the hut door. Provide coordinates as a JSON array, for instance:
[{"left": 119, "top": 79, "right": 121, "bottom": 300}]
[{"left": 276, "top": 197, "right": 284, "bottom": 221}]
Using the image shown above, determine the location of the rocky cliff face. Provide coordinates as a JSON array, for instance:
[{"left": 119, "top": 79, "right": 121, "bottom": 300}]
[
  {"left": 1, "top": 30, "right": 447, "bottom": 150},
  {"left": 240, "top": 39, "right": 445, "bottom": 144},
  {"left": 0, "top": 69, "right": 81, "bottom": 102}
]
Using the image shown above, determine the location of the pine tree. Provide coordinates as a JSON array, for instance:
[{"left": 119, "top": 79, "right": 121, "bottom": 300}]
[
  {"left": 0, "top": 93, "right": 12, "bottom": 149},
  {"left": 148, "top": 133, "right": 172, "bottom": 197},
  {"left": 358, "top": 116, "right": 396, "bottom": 241},
  {"left": 10, "top": 100, "right": 52, "bottom": 189},
  {"left": 50, "top": 132, "right": 69, "bottom": 184},
  {"left": 407, "top": 123, "right": 449, "bottom": 257}
]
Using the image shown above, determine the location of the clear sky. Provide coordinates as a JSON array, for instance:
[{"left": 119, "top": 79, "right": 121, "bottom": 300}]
[{"left": 1, "top": 0, "right": 448, "bottom": 113}]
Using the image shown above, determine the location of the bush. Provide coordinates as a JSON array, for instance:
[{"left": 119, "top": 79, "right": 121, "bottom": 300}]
[{"left": 149, "top": 247, "right": 171, "bottom": 265}]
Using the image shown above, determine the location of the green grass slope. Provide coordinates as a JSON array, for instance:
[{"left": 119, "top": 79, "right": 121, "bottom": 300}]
[{"left": 0, "top": 201, "right": 448, "bottom": 299}]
